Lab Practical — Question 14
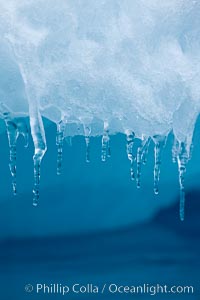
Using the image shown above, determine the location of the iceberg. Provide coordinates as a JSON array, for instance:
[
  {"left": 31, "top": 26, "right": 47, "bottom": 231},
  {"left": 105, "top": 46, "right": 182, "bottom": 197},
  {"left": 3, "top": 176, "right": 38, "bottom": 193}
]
[{"left": 0, "top": 0, "right": 200, "bottom": 220}]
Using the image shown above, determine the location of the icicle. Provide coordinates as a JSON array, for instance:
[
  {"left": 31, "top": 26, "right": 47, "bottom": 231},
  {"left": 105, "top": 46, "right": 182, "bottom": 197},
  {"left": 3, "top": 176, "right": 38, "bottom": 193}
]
[
  {"left": 152, "top": 135, "right": 167, "bottom": 195},
  {"left": 30, "top": 110, "right": 47, "bottom": 207},
  {"left": 16, "top": 118, "right": 29, "bottom": 148},
  {"left": 3, "top": 113, "right": 18, "bottom": 196},
  {"left": 1, "top": 105, "right": 30, "bottom": 196},
  {"left": 126, "top": 130, "right": 135, "bottom": 180},
  {"left": 136, "top": 146, "right": 142, "bottom": 188},
  {"left": 141, "top": 137, "right": 151, "bottom": 165},
  {"left": 84, "top": 125, "right": 91, "bottom": 163},
  {"left": 0, "top": 105, "right": 18, "bottom": 195},
  {"left": 33, "top": 156, "right": 40, "bottom": 206},
  {"left": 56, "top": 120, "right": 66, "bottom": 175},
  {"left": 177, "top": 141, "right": 189, "bottom": 221},
  {"left": 172, "top": 136, "right": 179, "bottom": 163},
  {"left": 136, "top": 137, "right": 150, "bottom": 188},
  {"left": 101, "top": 121, "right": 111, "bottom": 162}
]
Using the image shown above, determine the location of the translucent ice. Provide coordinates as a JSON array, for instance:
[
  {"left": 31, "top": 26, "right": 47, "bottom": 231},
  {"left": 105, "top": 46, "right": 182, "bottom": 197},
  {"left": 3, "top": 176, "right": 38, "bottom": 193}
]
[{"left": 0, "top": 0, "right": 200, "bottom": 218}]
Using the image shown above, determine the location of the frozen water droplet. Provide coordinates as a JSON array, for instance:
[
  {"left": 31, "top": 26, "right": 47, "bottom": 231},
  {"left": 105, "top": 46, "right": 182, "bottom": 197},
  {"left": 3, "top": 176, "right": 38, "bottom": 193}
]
[
  {"left": 84, "top": 125, "right": 91, "bottom": 163},
  {"left": 152, "top": 135, "right": 167, "bottom": 195},
  {"left": 56, "top": 120, "right": 66, "bottom": 175},
  {"left": 177, "top": 141, "right": 189, "bottom": 221},
  {"left": 101, "top": 121, "right": 111, "bottom": 162},
  {"left": 126, "top": 130, "right": 135, "bottom": 180}
]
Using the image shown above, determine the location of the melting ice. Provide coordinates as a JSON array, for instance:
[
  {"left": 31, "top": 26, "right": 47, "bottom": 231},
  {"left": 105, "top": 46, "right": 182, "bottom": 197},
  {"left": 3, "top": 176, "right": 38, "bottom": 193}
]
[{"left": 0, "top": 0, "right": 200, "bottom": 220}]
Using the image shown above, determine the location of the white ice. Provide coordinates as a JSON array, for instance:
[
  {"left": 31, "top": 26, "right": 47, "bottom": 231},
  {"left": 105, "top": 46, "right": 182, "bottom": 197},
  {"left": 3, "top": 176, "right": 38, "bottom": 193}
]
[{"left": 0, "top": 0, "right": 200, "bottom": 142}]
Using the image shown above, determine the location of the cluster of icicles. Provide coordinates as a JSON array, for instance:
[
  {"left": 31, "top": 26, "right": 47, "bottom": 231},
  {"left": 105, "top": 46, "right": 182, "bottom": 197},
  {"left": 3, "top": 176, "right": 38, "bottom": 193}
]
[{"left": 0, "top": 104, "right": 190, "bottom": 221}]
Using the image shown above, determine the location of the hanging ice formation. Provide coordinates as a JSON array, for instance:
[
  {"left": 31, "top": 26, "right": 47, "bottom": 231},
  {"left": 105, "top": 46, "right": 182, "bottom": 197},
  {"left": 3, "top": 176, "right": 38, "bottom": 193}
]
[
  {"left": 101, "top": 121, "right": 111, "bottom": 162},
  {"left": 84, "top": 124, "right": 92, "bottom": 163},
  {"left": 152, "top": 135, "right": 167, "bottom": 195},
  {"left": 56, "top": 120, "right": 66, "bottom": 175},
  {"left": 0, "top": 103, "right": 195, "bottom": 220},
  {"left": 126, "top": 130, "right": 135, "bottom": 181},
  {"left": 0, "top": 0, "right": 200, "bottom": 220},
  {"left": 0, "top": 103, "right": 29, "bottom": 196}
]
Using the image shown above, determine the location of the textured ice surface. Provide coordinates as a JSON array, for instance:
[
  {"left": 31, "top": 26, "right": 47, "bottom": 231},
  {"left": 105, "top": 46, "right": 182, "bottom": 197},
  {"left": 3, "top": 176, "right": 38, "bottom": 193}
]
[
  {"left": 0, "top": 1, "right": 200, "bottom": 218},
  {"left": 0, "top": 0, "right": 200, "bottom": 138}
]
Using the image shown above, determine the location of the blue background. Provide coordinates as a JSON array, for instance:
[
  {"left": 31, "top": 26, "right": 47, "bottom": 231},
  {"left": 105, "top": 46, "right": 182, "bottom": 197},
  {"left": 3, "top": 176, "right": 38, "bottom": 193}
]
[{"left": 0, "top": 118, "right": 200, "bottom": 299}]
